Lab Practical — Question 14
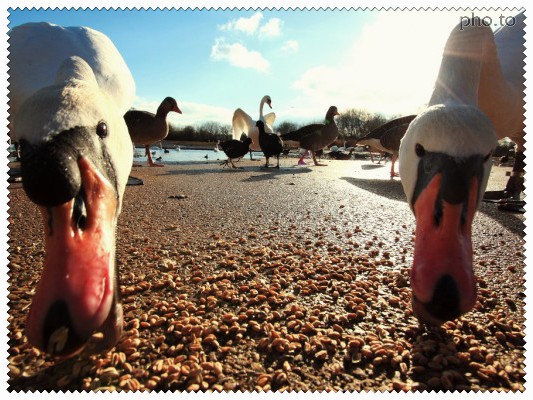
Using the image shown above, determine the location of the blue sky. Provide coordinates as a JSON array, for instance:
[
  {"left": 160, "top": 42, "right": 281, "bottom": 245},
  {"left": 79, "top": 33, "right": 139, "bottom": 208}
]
[{"left": 8, "top": 8, "right": 520, "bottom": 128}]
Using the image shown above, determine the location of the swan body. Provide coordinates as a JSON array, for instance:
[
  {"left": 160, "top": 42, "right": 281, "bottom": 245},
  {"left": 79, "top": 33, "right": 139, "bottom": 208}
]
[
  {"left": 232, "top": 95, "right": 276, "bottom": 156},
  {"left": 398, "top": 13, "right": 524, "bottom": 325},
  {"left": 9, "top": 22, "right": 135, "bottom": 356}
]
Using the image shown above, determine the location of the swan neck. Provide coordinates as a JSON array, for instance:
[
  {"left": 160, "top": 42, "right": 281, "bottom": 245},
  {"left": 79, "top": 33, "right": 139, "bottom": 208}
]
[
  {"left": 259, "top": 98, "right": 266, "bottom": 119},
  {"left": 429, "top": 25, "right": 496, "bottom": 107}
]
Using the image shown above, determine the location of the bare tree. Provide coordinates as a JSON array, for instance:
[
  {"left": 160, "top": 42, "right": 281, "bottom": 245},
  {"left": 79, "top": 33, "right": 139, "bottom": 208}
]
[
  {"left": 337, "top": 108, "right": 388, "bottom": 141},
  {"left": 276, "top": 121, "right": 299, "bottom": 135}
]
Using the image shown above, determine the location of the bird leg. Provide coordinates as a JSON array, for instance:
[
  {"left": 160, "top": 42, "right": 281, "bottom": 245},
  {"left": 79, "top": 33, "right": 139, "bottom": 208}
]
[
  {"left": 230, "top": 159, "right": 244, "bottom": 169},
  {"left": 298, "top": 150, "right": 308, "bottom": 165},
  {"left": 263, "top": 157, "right": 270, "bottom": 168},
  {"left": 146, "top": 146, "right": 164, "bottom": 167},
  {"left": 312, "top": 151, "right": 327, "bottom": 166},
  {"left": 390, "top": 154, "right": 399, "bottom": 177},
  {"left": 276, "top": 154, "right": 280, "bottom": 169}
]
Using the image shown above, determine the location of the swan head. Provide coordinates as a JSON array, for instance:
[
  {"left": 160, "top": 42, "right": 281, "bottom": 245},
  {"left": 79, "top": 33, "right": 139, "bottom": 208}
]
[
  {"left": 13, "top": 56, "right": 133, "bottom": 357},
  {"left": 399, "top": 104, "right": 497, "bottom": 325},
  {"left": 262, "top": 95, "right": 272, "bottom": 109}
]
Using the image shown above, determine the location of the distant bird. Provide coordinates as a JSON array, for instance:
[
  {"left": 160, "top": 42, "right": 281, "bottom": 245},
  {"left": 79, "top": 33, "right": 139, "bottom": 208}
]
[
  {"left": 219, "top": 137, "right": 253, "bottom": 169},
  {"left": 124, "top": 96, "right": 182, "bottom": 167},
  {"left": 281, "top": 106, "right": 339, "bottom": 166},
  {"left": 164, "top": 148, "right": 170, "bottom": 154},
  {"left": 176, "top": 145, "right": 181, "bottom": 151},
  {"left": 356, "top": 115, "right": 417, "bottom": 177},
  {"left": 232, "top": 95, "right": 276, "bottom": 160},
  {"left": 155, "top": 156, "right": 163, "bottom": 162},
  {"left": 257, "top": 120, "right": 283, "bottom": 168},
  {"left": 328, "top": 150, "right": 351, "bottom": 160},
  {"left": 398, "top": 13, "right": 523, "bottom": 326}
]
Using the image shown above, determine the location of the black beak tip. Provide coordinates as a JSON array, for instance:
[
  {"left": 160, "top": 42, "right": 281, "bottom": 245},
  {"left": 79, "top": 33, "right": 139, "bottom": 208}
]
[{"left": 413, "top": 275, "right": 462, "bottom": 325}]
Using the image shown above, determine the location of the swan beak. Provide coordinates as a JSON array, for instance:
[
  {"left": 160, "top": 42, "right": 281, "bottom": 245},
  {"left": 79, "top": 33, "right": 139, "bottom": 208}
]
[
  {"left": 26, "top": 156, "right": 122, "bottom": 357},
  {"left": 410, "top": 172, "right": 479, "bottom": 325},
  {"left": 173, "top": 105, "right": 182, "bottom": 114}
]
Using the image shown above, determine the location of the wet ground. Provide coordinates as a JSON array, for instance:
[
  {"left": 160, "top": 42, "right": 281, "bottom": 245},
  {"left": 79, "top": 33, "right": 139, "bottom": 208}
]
[{"left": 6, "top": 157, "right": 526, "bottom": 392}]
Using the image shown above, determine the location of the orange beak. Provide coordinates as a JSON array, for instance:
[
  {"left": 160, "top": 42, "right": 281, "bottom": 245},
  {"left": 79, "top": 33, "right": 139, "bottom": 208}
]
[
  {"left": 410, "top": 173, "right": 479, "bottom": 325},
  {"left": 26, "top": 157, "right": 122, "bottom": 356}
]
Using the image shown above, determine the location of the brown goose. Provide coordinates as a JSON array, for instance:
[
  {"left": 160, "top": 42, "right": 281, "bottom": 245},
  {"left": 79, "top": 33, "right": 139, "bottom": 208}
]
[
  {"left": 124, "top": 97, "right": 181, "bottom": 167},
  {"left": 356, "top": 115, "right": 417, "bottom": 177},
  {"left": 281, "top": 106, "right": 339, "bottom": 166}
]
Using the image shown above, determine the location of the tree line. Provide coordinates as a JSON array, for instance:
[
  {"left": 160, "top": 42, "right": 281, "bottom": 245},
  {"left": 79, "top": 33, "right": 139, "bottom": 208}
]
[{"left": 164, "top": 108, "right": 394, "bottom": 144}]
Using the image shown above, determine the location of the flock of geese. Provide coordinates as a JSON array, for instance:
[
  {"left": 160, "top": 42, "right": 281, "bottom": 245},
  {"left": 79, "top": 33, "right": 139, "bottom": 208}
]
[{"left": 7, "top": 12, "right": 525, "bottom": 357}]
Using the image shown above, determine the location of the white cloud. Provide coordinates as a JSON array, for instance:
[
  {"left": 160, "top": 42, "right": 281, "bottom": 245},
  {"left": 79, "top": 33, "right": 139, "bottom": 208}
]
[
  {"left": 210, "top": 38, "right": 270, "bottom": 73},
  {"left": 291, "top": 11, "right": 506, "bottom": 118},
  {"left": 218, "top": 12, "right": 263, "bottom": 35},
  {"left": 259, "top": 18, "right": 283, "bottom": 38},
  {"left": 281, "top": 39, "right": 299, "bottom": 53},
  {"left": 132, "top": 96, "right": 234, "bottom": 127}
]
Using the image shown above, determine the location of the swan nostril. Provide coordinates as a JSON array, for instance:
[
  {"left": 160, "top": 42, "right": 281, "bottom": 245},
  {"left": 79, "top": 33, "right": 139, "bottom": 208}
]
[
  {"left": 73, "top": 188, "right": 88, "bottom": 230},
  {"left": 424, "top": 275, "right": 461, "bottom": 322}
]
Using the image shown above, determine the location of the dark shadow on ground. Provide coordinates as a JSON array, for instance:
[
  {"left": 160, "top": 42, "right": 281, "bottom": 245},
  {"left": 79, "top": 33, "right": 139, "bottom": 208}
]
[
  {"left": 341, "top": 176, "right": 406, "bottom": 201},
  {"left": 342, "top": 176, "right": 525, "bottom": 237},
  {"left": 242, "top": 166, "right": 313, "bottom": 183},
  {"left": 360, "top": 164, "right": 387, "bottom": 170}
]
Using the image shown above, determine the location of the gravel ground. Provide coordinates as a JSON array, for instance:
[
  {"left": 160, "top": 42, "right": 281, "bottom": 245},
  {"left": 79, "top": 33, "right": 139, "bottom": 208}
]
[{"left": 6, "top": 156, "right": 525, "bottom": 392}]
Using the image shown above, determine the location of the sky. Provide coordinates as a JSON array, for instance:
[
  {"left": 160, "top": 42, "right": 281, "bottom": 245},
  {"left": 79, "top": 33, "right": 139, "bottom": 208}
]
[{"left": 7, "top": 8, "right": 522, "bottom": 129}]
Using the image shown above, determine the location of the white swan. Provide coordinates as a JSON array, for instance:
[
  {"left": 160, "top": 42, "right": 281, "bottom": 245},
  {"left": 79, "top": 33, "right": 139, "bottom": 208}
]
[
  {"left": 232, "top": 95, "right": 276, "bottom": 159},
  {"left": 9, "top": 22, "right": 135, "bottom": 357},
  {"left": 398, "top": 12, "right": 524, "bottom": 325}
]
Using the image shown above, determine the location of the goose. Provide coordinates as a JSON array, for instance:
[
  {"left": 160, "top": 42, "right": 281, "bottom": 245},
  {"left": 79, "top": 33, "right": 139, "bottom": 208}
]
[
  {"left": 257, "top": 120, "right": 283, "bottom": 168},
  {"left": 398, "top": 13, "right": 524, "bottom": 325},
  {"left": 8, "top": 22, "right": 135, "bottom": 357},
  {"left": 124, "top": 97, "right": 182, "bottom": 167},
  {"left": 356, "top": 115, "right": 417, "bottom": 177},
  {"left": 281, "top": 106, "right": 339, "bottom": 166},
  {"left": 219, "top": 137, "right": 253, "bottom": 169},
  {"left": 232, "top": 95, "right": 276, "bottom": 160}
]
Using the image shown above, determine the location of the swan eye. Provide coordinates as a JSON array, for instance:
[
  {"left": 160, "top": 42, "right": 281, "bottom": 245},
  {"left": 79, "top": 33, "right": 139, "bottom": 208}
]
[
  {"left": 415, "top": 143, "right": 425, "bottom": 157},
  {"left": 96, "top": 122, "right": 108, "bottom": 138}
]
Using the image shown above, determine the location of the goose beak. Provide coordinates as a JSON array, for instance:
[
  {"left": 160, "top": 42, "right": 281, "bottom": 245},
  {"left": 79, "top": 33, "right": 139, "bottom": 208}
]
[
  {"left": 410, "top": 172, "right": 479, "bottom": 325},
  {"left": 26, "top": 156, "right": 122, "bottom": 357},
  {"left": 173, "top": 105, "right": 182, "bottom": 114}
]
